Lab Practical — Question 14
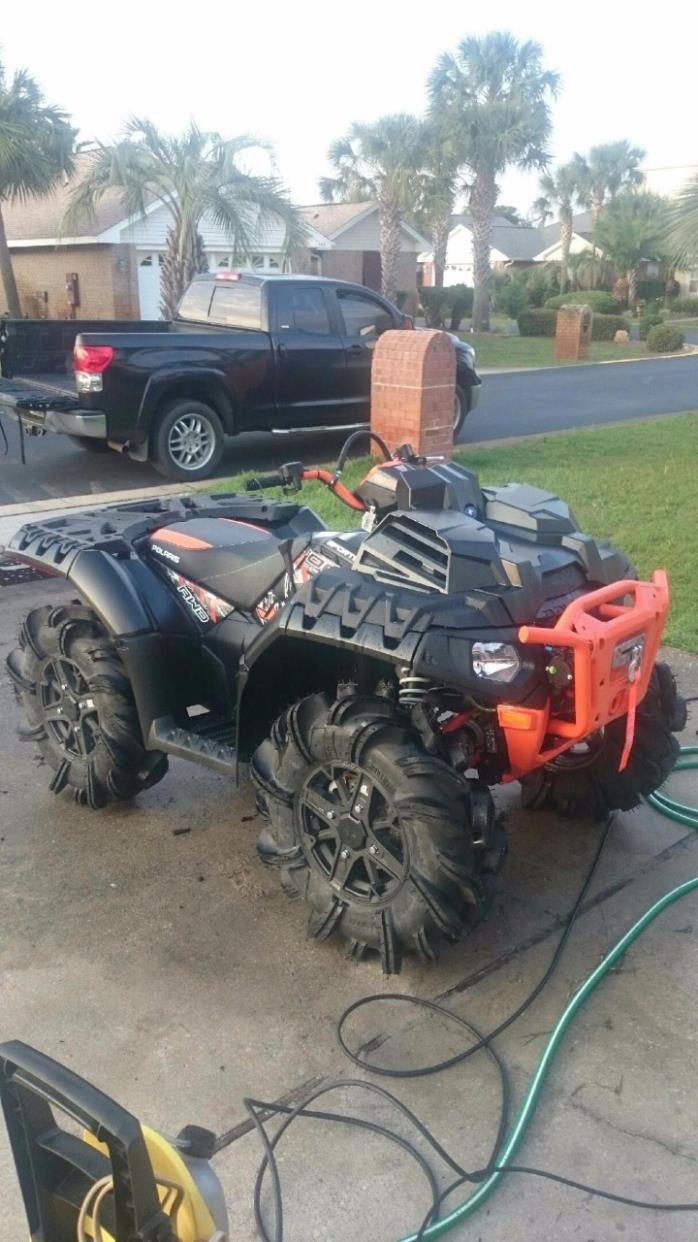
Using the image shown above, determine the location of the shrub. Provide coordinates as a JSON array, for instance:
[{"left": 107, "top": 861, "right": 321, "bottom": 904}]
[
  {"left": 545, "top": 290, "right": 617, "bottom": 313},
  {"left": 495, "top": 280, "right": 530, "bottom": 319},
  {"left": 592, "top": 313, "right": 631, "bottom": 341},
  {"left": 647, "top": 324, "right": 685, "bottom": 353},
  {"left": 636, "top": 277, "right": 666, "bottom": 304},
  {"left": 666, "top": 296, "right": 698, "bottom": 316},
  {"left": 517, "top": 308, "right": 557, "bottom": 337},
  {"left": 448, "top": 284, "right": 474, "bottom": 331},
  {"left": 639, "top": 312, "right": 663, "bottom": 340},
  {"left": 418, "top": 284, "right": 473, "bottom": 330}
]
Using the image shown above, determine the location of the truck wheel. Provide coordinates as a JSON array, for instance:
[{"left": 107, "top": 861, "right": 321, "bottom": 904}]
[
  {"left": 251, "top": 690, "right": 506, "bottom": 972},
  {"left": 7, "top": 603, "right": 168, "bottom": 809},
  {"left": 67, "top": 436, "right": 111, "bottom": 454},
  {"left": 520, "top": 662, "right": 685, "bottom": 820},
  {"left": 151, "top": 399, "right": 225, "bottom": 481},
  {"left": 454, "top": 384, "right": 469, "bottom": 437}
]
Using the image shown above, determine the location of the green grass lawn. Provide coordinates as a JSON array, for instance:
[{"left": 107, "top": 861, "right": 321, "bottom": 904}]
[
  {"left": 215, "top": 413, "right": 698, "bottom": 651},
  {"left": 460, "top": 332, "right": 650, "bottom": 369}
]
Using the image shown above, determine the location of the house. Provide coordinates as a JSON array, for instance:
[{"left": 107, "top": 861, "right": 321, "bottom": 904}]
[
  {"left": 419, "top": 213, "right": 548, "bottom": 286},
  {"left": 1, "top": 161, "right": 426, "bottom": 320},
  {"left": 297, "top": 201, "right": 427, "bottom": 293}
]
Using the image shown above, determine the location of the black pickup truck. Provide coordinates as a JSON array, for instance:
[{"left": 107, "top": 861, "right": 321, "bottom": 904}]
[{"left": 0, "top": 273, "right": 480, "bottom": 480}]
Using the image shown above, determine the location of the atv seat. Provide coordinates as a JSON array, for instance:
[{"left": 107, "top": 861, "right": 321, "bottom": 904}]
[{"left": 148, "top": 518, "right": 292, "bottom": 612}]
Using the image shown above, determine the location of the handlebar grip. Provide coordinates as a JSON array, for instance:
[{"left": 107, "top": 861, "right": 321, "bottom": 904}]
[{"left": 245, "top": 472, "right": 285, "bottom": 491}]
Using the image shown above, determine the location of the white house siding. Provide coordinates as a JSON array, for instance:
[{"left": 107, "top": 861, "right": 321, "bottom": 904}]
[{"left": 118, "top": 203, "right": 296, "bottom": 254}]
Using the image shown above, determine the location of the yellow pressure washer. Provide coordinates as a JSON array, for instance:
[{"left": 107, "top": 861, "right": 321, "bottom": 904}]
[{"left": 0, "top": 1041, "right": 228, "bottom": 1242}]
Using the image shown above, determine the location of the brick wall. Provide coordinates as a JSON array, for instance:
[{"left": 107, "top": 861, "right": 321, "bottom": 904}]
[
  {"left": 370, "top": 329, "right": 455, "bottom": 460},
  {"left": 554, "top": 304, "right": 591, "bottom": 361},
  {"left": 5, "top": 244, "right": 140, "bottom": 319}
]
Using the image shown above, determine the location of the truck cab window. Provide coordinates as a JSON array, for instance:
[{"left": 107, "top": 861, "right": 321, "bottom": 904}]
[
  {"left": 177, "top": 283, "right": 214, "bottom": 322},
  {"left": 337, "top": 291, "right": 394, "bottom": 340},
  {"left": 208, "top": 284, "right": 263, "bottom": 330},
  {"left": 275, "top": 287, "right": 331, "bottom": 336}
]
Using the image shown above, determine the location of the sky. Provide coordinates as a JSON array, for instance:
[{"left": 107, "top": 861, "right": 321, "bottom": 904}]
[{"left": 3, "top": 0, "right": 697, "bottom": 215}]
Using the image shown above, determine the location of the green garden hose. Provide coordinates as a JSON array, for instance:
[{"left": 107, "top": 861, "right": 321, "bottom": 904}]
[{"left": 401, "top": 746, "right": 698, "bottom": 1241}]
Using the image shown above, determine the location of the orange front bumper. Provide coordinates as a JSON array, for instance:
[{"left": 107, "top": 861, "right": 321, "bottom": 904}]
[{"left": 498, "top": 571, "right": 670, "bottom": 781}]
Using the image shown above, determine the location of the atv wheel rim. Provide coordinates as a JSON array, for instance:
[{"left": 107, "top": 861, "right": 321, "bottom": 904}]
[
  {"left": 297, "top": 763, "right": 408, "bottom": 905},
  {"left": 453, "top": 389, "right": 462, "bottom": 430},
  {"left": 167, "top": 413, "right": 216, "bottom": 471},
  {"left": 39, "top": 658, "right": 98, "bottom": 759}
]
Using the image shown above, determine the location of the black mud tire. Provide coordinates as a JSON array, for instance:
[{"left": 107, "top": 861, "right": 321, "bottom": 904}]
[
  {"left": 251, "top": 690, "right": 506, "bottom": 972},
  {"left": 150, "top": 398, "right": 225, "bottom": 481},
  {"left": 520, "top": 662, "right": 685, "bottom": 820},
  {"left": 7, "top": 603, "right": 168, "bottom": 809}
]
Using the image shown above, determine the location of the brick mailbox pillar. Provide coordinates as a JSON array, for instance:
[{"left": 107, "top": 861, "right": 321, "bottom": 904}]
[
  {"left": 370, "top": 329, "right": 456, "bottom": 459},
  {"left": 554, "top": 303, "right": 593, "bottom": 361}
]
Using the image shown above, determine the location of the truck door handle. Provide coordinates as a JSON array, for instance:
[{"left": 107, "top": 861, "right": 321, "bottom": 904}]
[{"left": 347, "top": 343, "right": 363, "bottom": 356}]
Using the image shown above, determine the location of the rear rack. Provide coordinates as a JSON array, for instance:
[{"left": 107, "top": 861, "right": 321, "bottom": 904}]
[{"left": 498, "top": 573, "right": 669, "bottom": 780}]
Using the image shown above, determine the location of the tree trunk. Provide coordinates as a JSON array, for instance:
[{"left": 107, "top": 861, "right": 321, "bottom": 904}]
[
  {"left": 0, "top": 203, "right": 22, "bottom": 318},
  {"left": 559, "top": 210, "right": 573, "bottom": 294},
  {"left": 469, "top": 171, "right": 497, "bottom": 332},
  {"left": 627, "top": 266, "right": 637, "bottom": 309},
  {"left": 591, "top": 190, "right": 604, "bottom": 230},
  {"left": 432, "top": 210, "right": 451, "bottom": 289},
  {"left": 160, "top": 226, "right": 208, "bottom": 319},
  {"left": 379, "top": 193, "right": 401, "bottom": 305}
]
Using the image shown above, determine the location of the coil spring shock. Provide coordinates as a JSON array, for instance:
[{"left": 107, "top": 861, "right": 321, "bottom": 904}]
[{"left": 398, "top": 670, "right": 435, "bottom": 707}]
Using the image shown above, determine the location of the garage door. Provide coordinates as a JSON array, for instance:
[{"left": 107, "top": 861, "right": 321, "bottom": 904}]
[{"left": 137, "top": 253, "right": 164, "bottom": 319}]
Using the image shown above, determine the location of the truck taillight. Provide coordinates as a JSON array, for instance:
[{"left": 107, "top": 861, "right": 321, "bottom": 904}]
[{"left": 74, "top": 344, "right": 114, "bottom": 373}]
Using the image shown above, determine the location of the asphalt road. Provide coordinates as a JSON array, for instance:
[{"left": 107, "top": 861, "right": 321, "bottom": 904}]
[{"left": 1, "top": 353, "right": 696, "bottom": 505}]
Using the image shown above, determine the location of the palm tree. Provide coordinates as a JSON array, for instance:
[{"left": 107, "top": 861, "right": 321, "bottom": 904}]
[
  {"left": 572, "top": 140, "right": 645, "bottom": 229},
  {"left": 666, "top": 172, "right": 698, "bottom": 268},
  {"left": 0, "top": 62, "right": 75, "bottom": 316},
  {"left": 429, "top": 32, "right": 559, "bottom": 331},
  {"left": 321, "top": 114, "right": 425, "bottom": 303},
  {"left": 67, "top": 119, "right": 304, "bottom": 318},
  {"left": 416, "top": 119, "right": 461, "bottom": 288},
  {"left": 594, "top": 191, "right": 668, "bottom": 307},
  {"left": 532, "top": 162, "right": 582, "bottom": 293}
]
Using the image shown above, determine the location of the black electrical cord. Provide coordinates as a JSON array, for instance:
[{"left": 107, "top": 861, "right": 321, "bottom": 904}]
[{"left": 224, "top": 811, "right": 698, "bottom": 1240}]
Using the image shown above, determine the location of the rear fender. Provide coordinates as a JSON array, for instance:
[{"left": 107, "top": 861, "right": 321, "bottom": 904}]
[{"left": 135, "top": 368, "right": 236, "bottom": 442}]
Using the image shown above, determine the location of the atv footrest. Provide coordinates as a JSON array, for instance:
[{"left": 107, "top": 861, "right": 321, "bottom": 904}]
[{"left": 149, "top": 714, "right": 236, "bottom": 775}]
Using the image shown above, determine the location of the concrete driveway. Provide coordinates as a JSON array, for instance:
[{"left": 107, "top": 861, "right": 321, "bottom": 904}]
[
  {"left": 1, "top": 577, "right": 697, "bottom": 1241},
  {"left": 2, "top": 353, "right": 697, "bottom": 505}
]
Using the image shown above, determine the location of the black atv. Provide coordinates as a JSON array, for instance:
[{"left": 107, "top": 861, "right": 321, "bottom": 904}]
[{"left": 5, "top": 433, "right": 685, "bottom": 971}]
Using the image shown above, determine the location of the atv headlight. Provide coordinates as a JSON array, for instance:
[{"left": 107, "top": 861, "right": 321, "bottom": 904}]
[{"left": 472, "top": 642, "right": 521, "bottom": 683}]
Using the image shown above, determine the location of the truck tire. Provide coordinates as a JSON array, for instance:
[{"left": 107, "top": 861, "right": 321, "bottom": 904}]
[
  {"left": 454, "top": 384, "right": 469, "bottom": 436},
  {"left": 7, "top": 603, "right": 168, "bottom": 809},
  {"left": 67, "top": 436, "right": 111, "bottom": 454},
  {"left": 520, "top": 663, "right": 685, "bottom": 820},
  {"left": 151, "top": 398, "right": 225, "bottom": 481},
  {"left": 251, "top": 690, "right": 506, "bottom": 972}
]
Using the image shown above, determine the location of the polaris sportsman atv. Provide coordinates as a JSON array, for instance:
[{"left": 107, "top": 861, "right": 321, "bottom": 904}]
[{"left": 5, "top": 432, "right": 685, "bottom": 971}]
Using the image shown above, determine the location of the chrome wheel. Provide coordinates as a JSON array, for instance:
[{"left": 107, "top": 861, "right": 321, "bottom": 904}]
[
  {"left": 454, "top": 389, "right": 463, "bottom": 430},
  {"left": 167, "top": 413, "right": 216, "bottom": 471}
]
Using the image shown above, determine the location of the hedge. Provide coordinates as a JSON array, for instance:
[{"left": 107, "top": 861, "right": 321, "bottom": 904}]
[
  {"left": 667, "top": 296, "right": 698, "bottom": 316},
  {"left": 592, "top": 313, "right": 630, "bottom": 341},
  {"left": 518, "top": 308, "right": 630, "bottom": 340},
  {"left": 636, "top": 278, "right": 666, "bottom": 303},
  {"left": 419, "top": 284, "right": 473, "bottom": 330},
  {"left": 647, "top": 324, "right": 685, "bottom": 353},
  {"left": 518, "top": 308, "right": 557, "bottom": 336},
  {"left": 545, "top": 290, "right": 618, "bottom": 313}
]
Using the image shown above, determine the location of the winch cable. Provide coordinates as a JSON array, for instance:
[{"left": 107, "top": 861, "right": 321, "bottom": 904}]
[{"left": 228, "top": 746, "right": 698, "bottom": 1242}]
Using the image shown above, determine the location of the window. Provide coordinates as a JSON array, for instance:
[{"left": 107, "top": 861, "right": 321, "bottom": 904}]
[
  {"left": 275, "top": 286, "right": 331, "bottom": 335},
  {"left": 337, "top": 290, "right": 394, "bottom": 340},
  {"left": 177, "top": 282, "right": 214, "bottom": 322},
  {"left": 689, "top": 270, "right": 698, "bottom": 293},
  {"left": 208, "top": 283, "right": 263, "bottom": 329}
]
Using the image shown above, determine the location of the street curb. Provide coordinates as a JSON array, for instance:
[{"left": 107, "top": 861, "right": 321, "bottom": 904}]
[
  {"left": 462, "top": 408, "right": 695, "bottom": 452},
  {"left": 0, "top": 478, "right": 208, "bottom": 520}
]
